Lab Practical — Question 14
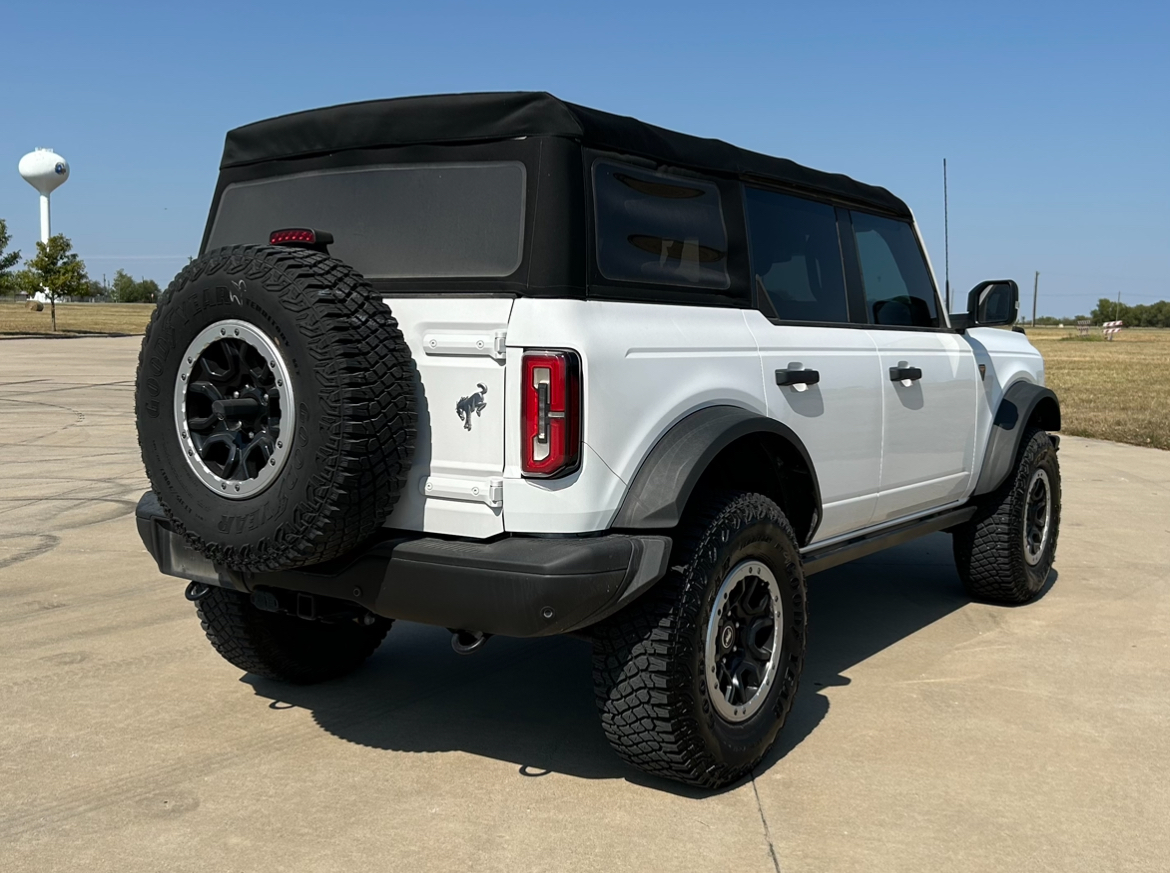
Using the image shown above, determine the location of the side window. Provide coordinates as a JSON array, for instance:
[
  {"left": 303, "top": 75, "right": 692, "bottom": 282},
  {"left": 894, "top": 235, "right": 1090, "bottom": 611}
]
[
  {"left": 851, "top": 212, "right": 939, "bottom": 328},
  {"left": 592, "top": 161, "right": 729, "bottom": 290},
  {"left": 743, "top": 187, "right": 848, "bottom": 323}
]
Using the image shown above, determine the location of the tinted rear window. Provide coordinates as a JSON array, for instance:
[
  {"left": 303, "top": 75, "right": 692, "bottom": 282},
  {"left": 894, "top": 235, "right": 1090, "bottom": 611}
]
[
  {"left": 744, "top": 187, "right": 848, "bottom": 323},
  {"left": 592, "top": 161, "right": 729, "bottom": 290},
  {"left": 206, "top": 162, "right": 526, "bottom": 279}
]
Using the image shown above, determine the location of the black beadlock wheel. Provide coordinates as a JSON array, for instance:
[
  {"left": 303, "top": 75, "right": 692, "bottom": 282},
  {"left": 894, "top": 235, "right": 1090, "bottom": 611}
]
[
  {"left": 195, "top": 586, "right": 392, "bottom": 684},
  {"left": 135, "top": 245, "right": 416, "bottom": 572},
  {"left": 591, "top": 491, "right": 807, "bottom": 789},
  {"left": 953, "top": 427, "right": 1061, "bottom": 604}
]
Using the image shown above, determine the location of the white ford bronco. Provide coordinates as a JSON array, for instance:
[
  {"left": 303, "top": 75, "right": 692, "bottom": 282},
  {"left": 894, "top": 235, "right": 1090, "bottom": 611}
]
[{"left": 135, "top": 92, "right": 1061, "bottom": 789}]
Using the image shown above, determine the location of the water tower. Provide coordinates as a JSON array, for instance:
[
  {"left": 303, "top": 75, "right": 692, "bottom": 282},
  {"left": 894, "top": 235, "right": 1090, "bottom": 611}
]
[{"left": 18, "top": 148, "right": 70, "bottom": 243}]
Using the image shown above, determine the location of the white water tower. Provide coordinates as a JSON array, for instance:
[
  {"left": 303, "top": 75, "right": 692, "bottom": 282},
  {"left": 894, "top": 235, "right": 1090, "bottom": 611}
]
[{"left": 19, "top": 148, "right": 70, "bottom": 243}]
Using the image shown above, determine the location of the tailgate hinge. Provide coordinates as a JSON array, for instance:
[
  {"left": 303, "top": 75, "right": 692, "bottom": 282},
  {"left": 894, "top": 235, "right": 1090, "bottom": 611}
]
[
  {"left": 422, "top": 475, "right": 504, "bottom": 508},
  {"left": 421, "top": 330, "right": 508, "bottom": 361}
]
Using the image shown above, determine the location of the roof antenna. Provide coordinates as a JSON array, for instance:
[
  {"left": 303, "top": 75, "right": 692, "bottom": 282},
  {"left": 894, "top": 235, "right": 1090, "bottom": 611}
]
[{"left": 943, "top": 158, "right": 951, "bottom": 313}]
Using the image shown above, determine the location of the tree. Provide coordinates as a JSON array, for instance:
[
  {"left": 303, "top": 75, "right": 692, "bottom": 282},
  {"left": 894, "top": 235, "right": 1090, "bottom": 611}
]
[
  {"left": 136, "top": 278, "right": 161, "bottom": 303},
  {"left": 0, "top": 219, "right": 21, "bottom": 300},
  {"left": 111, "top": 269, "right": 159, "bottom": 303},
  {"left": 111, "top": 269, "right": 136, "bottom": 302},
  {"left": 25, "top": 234, "right": 90, "bottom": 332}
]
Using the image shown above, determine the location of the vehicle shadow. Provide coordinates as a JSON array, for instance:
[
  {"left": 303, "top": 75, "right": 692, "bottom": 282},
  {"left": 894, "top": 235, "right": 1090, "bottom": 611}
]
[{"left": 243, "top": 532, "right": 1038, "bottom": 793}]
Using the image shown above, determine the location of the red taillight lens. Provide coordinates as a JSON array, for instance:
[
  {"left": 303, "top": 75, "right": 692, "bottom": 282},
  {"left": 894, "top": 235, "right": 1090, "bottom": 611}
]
[
  {"left": 521, "top": 350, "right": 581, "bottom": 478},
  {"left": 269, "top": 228, "right": 317, "bottom": 245}
]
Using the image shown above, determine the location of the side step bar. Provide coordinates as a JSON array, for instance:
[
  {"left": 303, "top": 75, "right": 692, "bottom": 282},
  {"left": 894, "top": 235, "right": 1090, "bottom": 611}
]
[{"left": 802, "top": 505, "right": 977, "bottom": 576}]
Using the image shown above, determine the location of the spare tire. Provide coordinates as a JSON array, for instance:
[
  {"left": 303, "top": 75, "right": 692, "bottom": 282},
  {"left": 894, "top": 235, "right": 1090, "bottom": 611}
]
[{"left": 135, "top": 245, "right": 416, "bottom": 572}]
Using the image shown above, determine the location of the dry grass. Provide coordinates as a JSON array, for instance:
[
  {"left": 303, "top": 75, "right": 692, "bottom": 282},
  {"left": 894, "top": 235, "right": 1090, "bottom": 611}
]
[
  {"left": 0, "top": 302, "right": 155, "bottom": 337},
  {"left": 1029, "top": 326, "right": 1170, "bottom": 450}
]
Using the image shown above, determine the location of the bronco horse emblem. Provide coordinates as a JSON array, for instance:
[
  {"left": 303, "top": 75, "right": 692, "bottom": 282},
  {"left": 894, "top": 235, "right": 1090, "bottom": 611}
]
[{"left": 456, "top": 383, "right": 488, "bottom": 431}]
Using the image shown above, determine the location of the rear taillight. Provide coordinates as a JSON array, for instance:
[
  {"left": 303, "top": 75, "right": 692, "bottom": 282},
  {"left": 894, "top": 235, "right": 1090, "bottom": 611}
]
[{"left": 521, "top": 350, "right": 581, "bottom": 478}]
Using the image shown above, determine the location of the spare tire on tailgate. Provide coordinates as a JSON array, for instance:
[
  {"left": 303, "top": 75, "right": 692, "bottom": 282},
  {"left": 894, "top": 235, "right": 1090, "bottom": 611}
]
[{"left": 135, "top": 244, "right": 416, "bottom": 572}]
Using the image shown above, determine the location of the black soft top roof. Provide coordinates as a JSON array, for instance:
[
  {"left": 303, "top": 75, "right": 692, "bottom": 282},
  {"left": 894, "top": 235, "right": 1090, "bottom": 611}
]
[{"left": 221, "top": 91, "right": 910, "bottom": 218}]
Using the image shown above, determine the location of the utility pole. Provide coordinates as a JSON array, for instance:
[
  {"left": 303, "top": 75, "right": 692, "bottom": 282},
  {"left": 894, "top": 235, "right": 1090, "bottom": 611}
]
[
  {"left": 943, "top": 158, "right": 951, "bottom": 312},
  {"left": 1032, "top": 271, "right": 1039, "bottom": 327},
  {"left": 1116, "top": 290, "right": 1122, "bottom": 321}
]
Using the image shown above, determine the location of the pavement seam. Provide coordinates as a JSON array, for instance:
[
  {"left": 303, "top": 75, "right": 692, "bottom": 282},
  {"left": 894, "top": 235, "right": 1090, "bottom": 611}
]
[{"left": 751, "top": 771, "right": 782, "bottom": 873}]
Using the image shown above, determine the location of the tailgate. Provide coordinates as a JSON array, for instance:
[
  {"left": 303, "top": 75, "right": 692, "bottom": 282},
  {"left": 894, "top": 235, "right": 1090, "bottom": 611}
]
[{"left": 381, "top": 297, "right": 513, "bottom": 538}]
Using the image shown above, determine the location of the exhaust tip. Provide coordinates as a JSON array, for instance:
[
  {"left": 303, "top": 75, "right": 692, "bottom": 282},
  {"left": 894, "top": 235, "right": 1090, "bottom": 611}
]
[{"left": 451, "top": 629, "right": 490, "bottom": 655}]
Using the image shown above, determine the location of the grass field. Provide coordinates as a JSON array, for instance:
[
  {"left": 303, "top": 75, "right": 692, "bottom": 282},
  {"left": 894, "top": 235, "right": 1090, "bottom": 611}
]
[
  {"left": 1028, "top": 326, "right": 1170, "bottom": 451},
  {"left": 0, "top": 301, "right": 155, "bottom": 337},
  {"left": 1, "top": 303, "right": 1165, "bottom": 450}
]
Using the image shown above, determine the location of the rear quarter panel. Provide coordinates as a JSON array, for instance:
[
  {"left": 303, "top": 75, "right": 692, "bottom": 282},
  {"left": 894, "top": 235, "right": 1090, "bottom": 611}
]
[{"left": 502, "top": 299, "right": 765, "bottom": 533}]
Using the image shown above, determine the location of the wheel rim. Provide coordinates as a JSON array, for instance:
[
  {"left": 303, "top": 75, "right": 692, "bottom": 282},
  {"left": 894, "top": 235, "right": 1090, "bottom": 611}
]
[
  {"left": 1023, "top": 468, "right": 1052, "bottom": 566},
  {"left": 174, "top": 319, "right": 295, "bottom": 499},
  {"left": 704, "top": 560, "right": 783, "bottom": 723}
]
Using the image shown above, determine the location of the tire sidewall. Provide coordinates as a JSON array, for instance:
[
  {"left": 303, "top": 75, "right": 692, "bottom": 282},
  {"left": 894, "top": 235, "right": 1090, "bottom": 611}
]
[
  {"left": 687, "top": 510, "right": 806, "bottom": 772},
  {"left": 137, "top": 252, "right": 334, "bottom": 555},
  {"left": 1018, "top": 433, "right": 1061, "bottom": 593}
]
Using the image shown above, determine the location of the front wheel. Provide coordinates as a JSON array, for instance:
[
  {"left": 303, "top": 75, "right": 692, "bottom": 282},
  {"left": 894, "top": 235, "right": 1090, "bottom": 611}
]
[
  {"left": 953, "top": 427, "right": 1061, "bottom": 604},
  {"left": 591, "top": 491, "right": 807, "bottom": 789}
]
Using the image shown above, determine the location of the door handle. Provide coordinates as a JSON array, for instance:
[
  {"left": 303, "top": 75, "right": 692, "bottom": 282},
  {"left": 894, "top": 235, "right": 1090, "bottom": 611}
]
[
  {"left": 776, "top": 368, "right": 820, "bottom": 387},
  {"left": 889, "top": 365, "right": 923, "bottom": 382}
]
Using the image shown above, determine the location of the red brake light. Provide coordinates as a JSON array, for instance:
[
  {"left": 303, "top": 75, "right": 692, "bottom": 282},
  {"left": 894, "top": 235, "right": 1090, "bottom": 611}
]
[
  {"left": 521, "top": 350, "right": 581, "bottom": 478},
  {"left": 268, "top": 228, "right": 334, "bottom": 250},
  {"left": 269, "top": 228, "right": 317, "bottom": 245}
]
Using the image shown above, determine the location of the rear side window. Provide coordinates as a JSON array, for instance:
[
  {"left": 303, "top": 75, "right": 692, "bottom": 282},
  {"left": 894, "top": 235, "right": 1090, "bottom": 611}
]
[
  {"left": 206, "top": 162, "right": 526, "bottom": 279},
  {"left": 592, "top": 161, "right": 729, "bottom": 290},
  {"left": 744, "top": 187, "right": 848, "bottom": 323},
  {"left": 851, "top": 212, "right": 939, "bottom": 328}
]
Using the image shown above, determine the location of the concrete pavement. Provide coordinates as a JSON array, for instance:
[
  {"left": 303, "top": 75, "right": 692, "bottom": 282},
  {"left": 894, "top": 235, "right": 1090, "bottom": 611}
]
[{"left": 1, "top": 336, "right": 1167, "bottom": 872}]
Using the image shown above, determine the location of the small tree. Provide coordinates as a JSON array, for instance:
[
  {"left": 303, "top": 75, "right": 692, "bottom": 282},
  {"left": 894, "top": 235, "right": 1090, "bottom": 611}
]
[
  {"left": 0, "top": 219, "right": 21, "bottom": 301},
  {"left": 25, "top": 234, "right": 90, "bottom": 331},
  {"left": 111, "top": 269, "right": 136, "bottom": 302},
  {"left": 111, "top": 269, "right": 160, "bottom": 303},
  {"left": 136, "top": 278, "right": 161, "bottom": 303}
]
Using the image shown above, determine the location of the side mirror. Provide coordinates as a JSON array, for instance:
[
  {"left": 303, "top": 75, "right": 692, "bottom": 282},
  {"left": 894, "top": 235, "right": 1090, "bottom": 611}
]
[{"left": 964, "top": 279, "right": 1019, "bottom": 328}]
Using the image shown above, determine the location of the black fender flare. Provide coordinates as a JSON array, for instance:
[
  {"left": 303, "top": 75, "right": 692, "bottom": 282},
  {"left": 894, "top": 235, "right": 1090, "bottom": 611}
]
[
  {"left": 973, "top": 381, "right": 1061, "bottom": 496},
  {"left": 610, "top": 405, "right": 822, "bottom": 534}
]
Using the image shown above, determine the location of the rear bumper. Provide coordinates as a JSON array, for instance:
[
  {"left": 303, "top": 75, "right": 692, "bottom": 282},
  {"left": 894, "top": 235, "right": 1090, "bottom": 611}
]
[{"left": 135, "top": 492, "right": 670, "bottom": 637}]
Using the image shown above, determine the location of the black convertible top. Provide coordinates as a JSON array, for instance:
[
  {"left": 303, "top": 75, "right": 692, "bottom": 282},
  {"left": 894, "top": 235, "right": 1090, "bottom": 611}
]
[{"left": 221, "top": 92, "right": 910, "bottom": 217}]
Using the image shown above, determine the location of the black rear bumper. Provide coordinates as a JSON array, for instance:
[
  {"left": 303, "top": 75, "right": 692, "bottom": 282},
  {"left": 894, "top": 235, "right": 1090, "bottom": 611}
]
[{"left": 135, "top": 492, "right": 670, "bottom": 637}]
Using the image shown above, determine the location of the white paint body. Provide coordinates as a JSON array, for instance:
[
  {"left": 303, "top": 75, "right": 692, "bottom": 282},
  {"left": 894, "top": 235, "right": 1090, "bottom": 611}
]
[{"left": 382, "top": 274, "right": 1046, "bottom": 546}]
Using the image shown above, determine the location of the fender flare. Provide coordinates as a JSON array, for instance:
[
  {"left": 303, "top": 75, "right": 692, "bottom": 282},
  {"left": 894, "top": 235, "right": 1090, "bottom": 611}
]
[
  {"left": 611, "top": 405, "right": 822, "bottom": 533},
  {"left": 973, "top": 381, "right": 1061, "bottom": 496}
]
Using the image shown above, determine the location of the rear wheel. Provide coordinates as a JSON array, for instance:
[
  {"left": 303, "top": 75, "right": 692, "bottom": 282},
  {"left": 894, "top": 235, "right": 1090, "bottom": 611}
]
[
  {"left": 953, "top": 427, "right": 1061, "bottom": 604},
  {"left": 194, "top": 586, "right": 391, "bottom": 684},
  {"left": 592, "top": 491, "right": 807, "bottom": 789}
]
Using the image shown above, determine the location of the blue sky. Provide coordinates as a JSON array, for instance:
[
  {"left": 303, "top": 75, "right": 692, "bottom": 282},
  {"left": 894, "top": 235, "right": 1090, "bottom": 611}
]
[{"left": 2, "top": 0, "right": 1166, "bottom": 317}]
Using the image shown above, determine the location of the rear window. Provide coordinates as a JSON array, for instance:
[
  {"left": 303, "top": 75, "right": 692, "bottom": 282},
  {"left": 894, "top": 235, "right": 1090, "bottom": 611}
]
[
  {"left": 744, "top": 187, "right": 849, "bottom": 323},
  {"left": 592, "top": 161, "right": 729, "bottom": 290},
  {"left": 206, "top": 162, "right": 526, "bottom": 279}
]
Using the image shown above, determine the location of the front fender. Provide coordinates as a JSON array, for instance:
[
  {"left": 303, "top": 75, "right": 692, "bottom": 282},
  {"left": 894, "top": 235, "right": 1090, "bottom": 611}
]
[{"left": 973, "top": 381, "right": 1061, "bottom": 496}]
